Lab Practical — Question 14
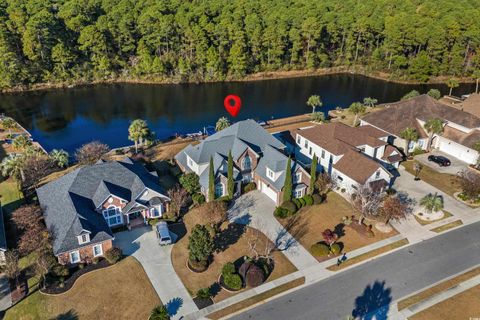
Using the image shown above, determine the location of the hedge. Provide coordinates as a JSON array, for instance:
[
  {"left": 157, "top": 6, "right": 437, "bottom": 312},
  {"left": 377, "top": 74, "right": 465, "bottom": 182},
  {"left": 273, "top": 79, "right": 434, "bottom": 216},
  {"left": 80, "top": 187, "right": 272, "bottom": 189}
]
[
  {"left": 312, "top": 194, "right": 323, "bottom": 205},
  {"left": 192, "top": 193, "right": 205, "bottom": 205},
  {"left": 330, "top": 243, "right": 342, "bottom": 255},
  {"left": 243, "top": 182, "right": 257, "bottom": 193},
  {"left": 303, "top": 194, "right": 313, "bottom": 205},
  {"left": 105, "top": 247, "right": 123, "bottom": 264},
  {"left": 310, "top": 243, "right": 330, "bottom": 257},
  {"left": 280, "top": 201, "right": 297, "bottom": 214},
  {"left": 274, "top": 207, "right": 289, "bottom": 218}
]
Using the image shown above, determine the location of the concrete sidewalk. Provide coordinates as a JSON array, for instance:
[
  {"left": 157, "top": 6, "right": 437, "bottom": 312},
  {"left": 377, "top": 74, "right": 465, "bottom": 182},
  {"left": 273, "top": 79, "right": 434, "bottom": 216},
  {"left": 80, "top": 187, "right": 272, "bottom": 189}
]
[
  {"left": 0, "top": 274, "right": 11, "bottom": 312},
  {"left": 228, "top": 191, "right": 319, "bottom": 271},
  {"left": 114, "top": 227, "right": 198, "bottom": 319}
]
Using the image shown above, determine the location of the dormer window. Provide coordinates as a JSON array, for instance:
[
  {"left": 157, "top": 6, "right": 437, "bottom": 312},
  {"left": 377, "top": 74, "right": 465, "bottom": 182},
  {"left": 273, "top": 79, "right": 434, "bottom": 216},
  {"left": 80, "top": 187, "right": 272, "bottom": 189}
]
[
  {"left": 267, "top": 168, "right": 275, "bottom": 179},
  {"left": 78, "top": 233, "right": 90, "bottom": 245}
]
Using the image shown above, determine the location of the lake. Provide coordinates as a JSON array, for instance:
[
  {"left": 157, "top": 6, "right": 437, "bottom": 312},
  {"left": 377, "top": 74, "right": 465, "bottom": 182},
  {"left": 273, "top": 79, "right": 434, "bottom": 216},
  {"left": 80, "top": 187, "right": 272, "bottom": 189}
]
[{"left": 0, "top": 74, "right": 475, "bottom": 153}]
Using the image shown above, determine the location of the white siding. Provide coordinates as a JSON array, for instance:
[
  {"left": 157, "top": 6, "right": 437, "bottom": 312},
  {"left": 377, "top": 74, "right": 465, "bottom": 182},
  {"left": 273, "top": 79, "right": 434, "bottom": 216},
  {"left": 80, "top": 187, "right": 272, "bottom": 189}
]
[{"left": 437, "top": 137, "right": 478, "bottom": 164}]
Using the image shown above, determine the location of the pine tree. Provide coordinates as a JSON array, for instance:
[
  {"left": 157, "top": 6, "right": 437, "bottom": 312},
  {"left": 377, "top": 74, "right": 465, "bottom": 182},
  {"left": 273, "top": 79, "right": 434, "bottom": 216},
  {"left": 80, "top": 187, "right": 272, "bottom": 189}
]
[
  {"left": 208, "top": 156, "right": 215, "bottom": 202},
  {"left": 227, "top": 151, "right": 234, "bottom": 199},
  {"left": 282, "top": 157, "right": 292, "bottom": 203},
  {"left": 309, "top": 154, "right": 317, "bottom": 195}
]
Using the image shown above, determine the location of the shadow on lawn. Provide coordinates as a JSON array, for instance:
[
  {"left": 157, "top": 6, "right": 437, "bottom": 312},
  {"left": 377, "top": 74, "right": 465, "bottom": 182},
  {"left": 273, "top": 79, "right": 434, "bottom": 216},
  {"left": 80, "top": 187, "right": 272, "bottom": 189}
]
[
  {"left": 214, "top": 223, "right": 246, "bottom": 252},
  {"left": 274, "top": 215, "right": 308, "bottom": 251},
  {"left": 51, "top": 309, "right": 79, "bottom": 320},
  {"left": 352, "top": 280, "right": 392, "bottom": 320}
]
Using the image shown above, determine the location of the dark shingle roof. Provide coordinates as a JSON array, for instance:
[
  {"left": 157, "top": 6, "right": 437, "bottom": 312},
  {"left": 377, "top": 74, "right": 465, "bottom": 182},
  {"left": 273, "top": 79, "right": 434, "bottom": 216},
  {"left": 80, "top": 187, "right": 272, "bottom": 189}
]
[{"left": 37, "top": 158, "right": 166, "bottom": 255}]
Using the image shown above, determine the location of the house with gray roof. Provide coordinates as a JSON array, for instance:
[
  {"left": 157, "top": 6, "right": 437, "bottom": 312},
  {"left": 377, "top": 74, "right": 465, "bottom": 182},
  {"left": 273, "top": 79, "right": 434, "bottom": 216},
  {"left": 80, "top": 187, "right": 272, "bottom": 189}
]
[
  {"left": 37, "top": 157, "right": 170, "bottom": 265},
  {"left": 175, "top": 119, "right": 310, "bottom": 205}
]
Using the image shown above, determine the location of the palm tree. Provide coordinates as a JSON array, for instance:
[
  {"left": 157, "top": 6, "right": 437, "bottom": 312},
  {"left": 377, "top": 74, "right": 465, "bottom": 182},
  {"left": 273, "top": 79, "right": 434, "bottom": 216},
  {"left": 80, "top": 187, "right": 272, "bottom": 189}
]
[
  {"left": 446, "top": 78, "right": 459, "bottom": 96},
  {"left": 420, "top": 193, "right": 443, "bottom": 213},
  {"left": 0, "top": 154, "right": 25, "bottom": 182},
  {"left": 49, "top": 149, "right": 69, "bottom": 168},
  {"left": 12, "top": 135, "right": 32, "bottom": 151},
  {"left": 473, "top": 70, "right": 480, "bottom": 94},
  {"left": 306, "top": 95, "right": 322, "bottom": 113},
  {"left": 128, "top": 119, "right": 150, "bottom": 153},
  {"left": 310, "top": 112, "right": 325, "bottom": 123},
  {"left": 399, "top": 127, "right": 419, "bottom": 157},
  {"left": 215, "top": 116, "right": 230, "bottom": 132},
  {"left": 363, "top": 97, "right": 378, "bottom": 108},
  {"left": 1, "top": 118, "right": 16, "bottom": 136},
  {"left": 348, "top": 102, "right": 366, "bottom": 126},
  {"left": 149, "top": 305, "right": 170, "bottom": 320},
  {"left": 424, "top": 118, "right": 444, "bottom": 151}
]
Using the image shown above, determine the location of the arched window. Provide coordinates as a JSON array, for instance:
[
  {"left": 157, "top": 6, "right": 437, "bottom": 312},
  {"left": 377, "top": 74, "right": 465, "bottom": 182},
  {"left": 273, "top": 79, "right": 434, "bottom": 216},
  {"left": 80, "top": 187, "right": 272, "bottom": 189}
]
[
  {"left": 243, "top": 154, "right": 252, "bottom": 170},
  {"left": 102, "top": 205, "right": 122, "bottom": 227},
  {"left": 215, "top": 183, "right": 224, "bottom": 198}
]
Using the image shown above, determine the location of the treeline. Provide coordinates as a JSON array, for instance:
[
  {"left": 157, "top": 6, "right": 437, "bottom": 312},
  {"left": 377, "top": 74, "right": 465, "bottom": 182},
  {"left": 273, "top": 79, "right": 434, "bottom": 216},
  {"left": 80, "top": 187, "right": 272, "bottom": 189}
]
[{"left": 1, "top": 0, "right": 480, "bottom": 89}]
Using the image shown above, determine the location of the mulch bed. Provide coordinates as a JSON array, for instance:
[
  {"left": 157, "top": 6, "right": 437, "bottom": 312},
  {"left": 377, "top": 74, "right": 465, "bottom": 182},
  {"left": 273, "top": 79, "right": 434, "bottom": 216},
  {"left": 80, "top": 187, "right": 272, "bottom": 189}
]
[
  {"left": 193, "top": 296, "right": 214, "bottom": 309},
  {"left": 345, "top": 220, "right": 375, "bottom": 238},
  {"left": 41, "top": 259, "right": 112, "bottom": 295},
  {"left": 186, "top": 259, "right": 209, "bottom": 273},
  {"left": 9, "top": 271, "right": 28, "bottom": 304}
]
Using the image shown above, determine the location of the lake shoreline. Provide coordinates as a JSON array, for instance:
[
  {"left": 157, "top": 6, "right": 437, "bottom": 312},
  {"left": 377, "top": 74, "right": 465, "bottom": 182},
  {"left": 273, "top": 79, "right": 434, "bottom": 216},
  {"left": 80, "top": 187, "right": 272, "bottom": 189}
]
[{"left": 1, "top": 66, "right": 475, "bottom": 94}]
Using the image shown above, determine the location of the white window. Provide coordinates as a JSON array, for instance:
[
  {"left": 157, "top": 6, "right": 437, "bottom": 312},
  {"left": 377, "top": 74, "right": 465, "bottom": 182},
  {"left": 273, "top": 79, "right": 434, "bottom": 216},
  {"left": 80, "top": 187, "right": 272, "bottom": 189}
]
[
  {"left": 93, "top": 244, "right": 103, "bottom": 257},
  {"left": 78, "top": 234, "right": 90, "bottom": 245},
  {"left": 150, "top": 205, "right": 162, "bottom": 217},
  {"left": 215, "top": 183, "right": 224, "bottom": 197},
  {"left": 294, "top": 189, "right": 303, "bottom": 198},
  {"left": 408, "top": 141, "right": 415, "bottom": 150},
  {"left": 321, "top": 150, "right": 325, "bottom": 159},
  {"left": 103, "top": 206, "right": 123, "bottom": 227},
  {"left": 267, "top": 168, "right": 275, "bottom": 179},
  {"left": 70, "top": 250, "right": 80, "bottom": 264},
  {"left": 337, "top": 175, "right": 343, "bottom": 182},
  {"left": 294, "top": 172, "right": 301, "bottom": 183},
  {"left": 297, "top": 136, "right": 301, "bottom": 144},
  {"left": 304, "top": 140, "right": 308, "bottom": 148},
  {"left": 418, "top": 140, "right": 424, "bottom": 148}
]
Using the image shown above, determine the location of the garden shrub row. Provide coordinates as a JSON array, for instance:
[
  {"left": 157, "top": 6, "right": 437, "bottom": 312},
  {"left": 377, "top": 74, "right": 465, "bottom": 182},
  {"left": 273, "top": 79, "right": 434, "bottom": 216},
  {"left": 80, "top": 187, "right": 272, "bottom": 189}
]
[
  {"left": 310, "top": 243, "right": 342, "bottom": 257},
  {"left": 274, "top": 194, "right": 321, "bottom": 218}
]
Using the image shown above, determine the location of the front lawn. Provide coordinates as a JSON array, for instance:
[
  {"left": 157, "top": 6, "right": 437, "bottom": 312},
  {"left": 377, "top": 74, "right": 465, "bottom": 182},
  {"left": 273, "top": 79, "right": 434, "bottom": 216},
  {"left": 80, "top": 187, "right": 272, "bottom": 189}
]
[
  {"left": 402, "top": 160, "right": 462, "bottom": 196},
  {"left": 5, "top": 257, "right": 161, "bottom": 320},
  {"left": 276, "top": 192, "right": 398, "bottom": 261},
  {"left": 0, "top": 178, "right": 23, "bottom": 215},
  {"left": 171, "top": 205, "right": 297, "bottom": 302}
]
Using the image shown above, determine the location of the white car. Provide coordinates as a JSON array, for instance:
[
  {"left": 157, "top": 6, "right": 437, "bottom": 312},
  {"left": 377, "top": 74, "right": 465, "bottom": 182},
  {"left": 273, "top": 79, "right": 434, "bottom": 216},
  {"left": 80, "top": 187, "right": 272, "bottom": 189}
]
[{"left": 155, "top": 222, "right": 174, "bottom": 246}]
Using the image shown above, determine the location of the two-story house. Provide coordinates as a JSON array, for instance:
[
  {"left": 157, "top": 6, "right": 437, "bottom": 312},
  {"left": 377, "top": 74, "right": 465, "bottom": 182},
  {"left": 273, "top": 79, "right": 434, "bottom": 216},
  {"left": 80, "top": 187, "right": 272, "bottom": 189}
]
[
  {"left": 37, "top": 157, "right": 170, "bottom": 265},
  {"left": 294, "top": 122, "right": 401, "bottom": 194},
  {"left": 175, "top": 119, "right": 310, "bottom": 205}
]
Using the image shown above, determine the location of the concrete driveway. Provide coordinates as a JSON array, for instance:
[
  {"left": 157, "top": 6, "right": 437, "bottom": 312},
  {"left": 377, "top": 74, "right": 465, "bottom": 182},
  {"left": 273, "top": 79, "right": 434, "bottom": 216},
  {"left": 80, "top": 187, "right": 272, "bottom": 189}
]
[
  {"left": 415, "top": 150, "right": 468, "bottom": 175},
  {"left": 113, "top": 226, "right": 198, "bottom": 319},
  {"left": 228, "top": 191, "right": 318, "bottom": 271}
]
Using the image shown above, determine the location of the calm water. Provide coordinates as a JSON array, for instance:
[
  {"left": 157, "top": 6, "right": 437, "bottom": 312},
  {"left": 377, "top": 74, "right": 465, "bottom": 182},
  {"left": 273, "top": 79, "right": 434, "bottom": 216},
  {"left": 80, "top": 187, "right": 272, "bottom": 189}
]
[{"left": 0, "top": 74, "right": 474, "bottom": 152}]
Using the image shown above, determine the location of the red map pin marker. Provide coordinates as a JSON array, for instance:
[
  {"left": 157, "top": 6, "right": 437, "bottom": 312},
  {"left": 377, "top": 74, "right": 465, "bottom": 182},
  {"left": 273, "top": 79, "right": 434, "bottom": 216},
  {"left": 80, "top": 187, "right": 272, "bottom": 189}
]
[{"left": 224, "top": 95, "right": 242, "bottom": 117}]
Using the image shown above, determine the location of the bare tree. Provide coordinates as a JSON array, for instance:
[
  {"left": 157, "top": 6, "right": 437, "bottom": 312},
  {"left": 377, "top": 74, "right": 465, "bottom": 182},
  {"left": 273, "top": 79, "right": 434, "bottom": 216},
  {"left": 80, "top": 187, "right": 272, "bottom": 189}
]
[
  {"left": 22, "top": 155, "right": 55, "bottom": 191},
  {"left": 12, "top": 205, "right": 48, "bottom": 254},
  {"left": 413, "top": 162, "right": 423, "bottom": 181},
  {"left": 247, "top": 223, "right": 275, "bottom": 264},
  {"left": 380, "top": 195, "right": 412, "bottom": 224},
  {"left": 167, "top": 185, "right": 189, "bottom": 217},
  {"left": 12, "top": 205, "right": 43, "bottom": 231},
  {"left": 350, "top": 185, "right": 383, "bottom": 224},
  {"left": 203, "top": 200, "right": 227, "bottom": 231},
  {"left": 75, "top": 141, "right": 110, "bottom": 165},
  {"left": 315, "top": 172, "right": 336, "bottom": 196},
  {"left": 4, "top": 250, "right": 21, "bottom": 289},
  {"left": 458, "top": 169, "right": 480, "bottom": 200}
]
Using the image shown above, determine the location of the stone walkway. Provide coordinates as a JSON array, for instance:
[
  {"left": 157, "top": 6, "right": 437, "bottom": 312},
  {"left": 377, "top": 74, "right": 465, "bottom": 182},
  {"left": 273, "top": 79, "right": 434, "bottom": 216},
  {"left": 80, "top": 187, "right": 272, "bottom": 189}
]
[
  {"left": 114, "top": 227, "right": 198, "bottom": 319},
  {"left": 228, "top": 191, "right": 319, "bottom": 271}
]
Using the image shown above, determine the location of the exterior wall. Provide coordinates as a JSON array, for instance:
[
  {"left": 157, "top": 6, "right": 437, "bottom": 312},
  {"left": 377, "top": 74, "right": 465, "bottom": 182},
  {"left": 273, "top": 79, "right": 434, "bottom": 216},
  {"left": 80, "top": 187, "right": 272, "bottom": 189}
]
[
  {"left": 296, "top": 133, "right": 342, "bottom": 173},
  {"left": 436, "top": 137, "right": 479, "bottom": 164},
  {"left": 57, "top": 240, "right": 113, "bottom": 265},
  {"left": 332, "top": 167, "right": 391, "bottom": 195},
  {"left": 237, "top": 148, "right": 259, "bottom": 172},
  {"left": 100, "top": 195, "right": 127, "bottom": 211}
]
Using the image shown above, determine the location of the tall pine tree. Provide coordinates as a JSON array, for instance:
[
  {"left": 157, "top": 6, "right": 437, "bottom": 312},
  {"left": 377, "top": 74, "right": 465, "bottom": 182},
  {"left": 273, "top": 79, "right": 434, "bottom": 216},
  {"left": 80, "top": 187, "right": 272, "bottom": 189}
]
[
  {"left": 282, "top": 157, "right": 292, "bottom": 203},
  {"left": 309, "top": 154, "right": 317, "bottom": 195},
  {"left": 227, "top": 150, "right": 234, "bottom": 199},
  {"left": 208, "top": 156, "right": 215, "bottom": 202}
]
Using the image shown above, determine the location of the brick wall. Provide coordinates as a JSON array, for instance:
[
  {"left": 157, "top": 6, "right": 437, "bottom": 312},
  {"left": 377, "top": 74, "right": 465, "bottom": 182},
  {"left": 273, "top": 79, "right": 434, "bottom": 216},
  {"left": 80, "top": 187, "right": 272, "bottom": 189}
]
[{"left": 57, "top": 240, "right": 113, "bottom": 265}]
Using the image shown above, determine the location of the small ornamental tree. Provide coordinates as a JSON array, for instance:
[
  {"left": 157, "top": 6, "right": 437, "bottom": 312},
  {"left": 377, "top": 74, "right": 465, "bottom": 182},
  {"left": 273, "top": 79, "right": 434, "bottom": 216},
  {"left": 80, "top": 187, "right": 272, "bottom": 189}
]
[
  {"left": 427, "top": 89, "right": 441, "bottom": 100},
  {"left": 282, "top": 157, "right": 292, "bottom": 202},
  {"left": 12, "top": 205, "right": 47, "bottom": 254},
  {"left": 188, "top": 224, "right": 214, "bottom": 264},
  {"left": 380, "top": 195, "right": 411, "bottom": 223},
  {"left": 458, "top": 170, "right": 480, "bottom": 200},
  {"left": 49, "top": 149, "right": 69, "bottom": 168},
  {"left": 315, "top": 172, "right": 335, "bottom": 197},
  {"left": 363, "top": 97, "right": 378, "bottom": 108},
  {"left": 203, "top": 201, "right": 227, "bottom": 232},
  {"left": 227, "top": 150, "right": 234, "bottom": 199},
  {"left": 420, "top": 193, "right": 443, "bottom": 213},
  {"left": 446, "top": 78, "right": 459, "bottom": 96},
  {"left": 22, "top": 155, "right": 55, "bottom": 190},
  {"left": 309, "top": 154, "right": 317, "bottom": 195},
  {"left": 105, "top": 247, "right": 123, "bottom": 264},
  {"left": 306, "top": 95, "right": 322, "bottom": 113},
  {"left": 1, "top": 118, "right": 16, "bottom": 135},
  {"left": 167, "top": 185, "right": 189, "bottom": 217},
  {"left": 75, "top": 141, "right": 110, "bottom": 165},
  {"left": 321, "top": 229, "right": 338, "bottom": 247},
  {"left": 351, "top": 185, "right": 383, "bottom": 224},
  {"left": 413, "top": 162, "right": 423, "bottom": 180},
  {"left": 208, "top": 157, "right": 215, "bottom": 202},
  {"left": 179, "top": 173, "right": 200, "bottom": 194}
]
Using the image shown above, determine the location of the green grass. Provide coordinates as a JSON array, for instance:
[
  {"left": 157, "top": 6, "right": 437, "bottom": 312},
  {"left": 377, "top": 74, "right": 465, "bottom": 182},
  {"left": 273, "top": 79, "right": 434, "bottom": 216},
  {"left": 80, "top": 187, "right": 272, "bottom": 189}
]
[
  {"left": 4, "top": 290, "right": 47, "bottom": 320},
  {"left": 0, "top": 178, "right": 24, "bottom": 215}
]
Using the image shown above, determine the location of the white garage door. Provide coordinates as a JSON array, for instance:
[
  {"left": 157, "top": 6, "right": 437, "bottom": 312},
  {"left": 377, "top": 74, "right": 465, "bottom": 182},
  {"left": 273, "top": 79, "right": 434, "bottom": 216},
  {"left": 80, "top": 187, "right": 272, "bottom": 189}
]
[
  {"left": 439, "top": 139, "right": 477, "bottom": 164},
  {"left": 261, "top": 182, "right": 277, "bottom": 203}
]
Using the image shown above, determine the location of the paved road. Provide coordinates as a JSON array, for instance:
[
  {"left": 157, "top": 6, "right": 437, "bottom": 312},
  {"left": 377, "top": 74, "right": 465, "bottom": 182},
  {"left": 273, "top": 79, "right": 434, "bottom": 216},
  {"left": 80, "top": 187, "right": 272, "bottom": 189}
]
[{"left": 232, "top": 220, "right": 480, "bottom": 320}]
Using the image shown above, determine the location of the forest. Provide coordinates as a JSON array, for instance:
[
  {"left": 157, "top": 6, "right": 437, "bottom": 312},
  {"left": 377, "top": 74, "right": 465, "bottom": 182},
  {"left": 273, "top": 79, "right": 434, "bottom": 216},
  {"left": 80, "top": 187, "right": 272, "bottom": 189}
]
[{"left": 1, "top": 0, "right": 480, "bottom": 89}]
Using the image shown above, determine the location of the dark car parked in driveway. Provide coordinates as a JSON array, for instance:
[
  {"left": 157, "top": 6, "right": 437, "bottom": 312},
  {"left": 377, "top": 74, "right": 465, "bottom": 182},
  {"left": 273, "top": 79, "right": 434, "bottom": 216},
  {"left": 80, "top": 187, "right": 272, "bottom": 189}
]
[{"left": 428, "top": 155, "right": 451, "bottom": 167}]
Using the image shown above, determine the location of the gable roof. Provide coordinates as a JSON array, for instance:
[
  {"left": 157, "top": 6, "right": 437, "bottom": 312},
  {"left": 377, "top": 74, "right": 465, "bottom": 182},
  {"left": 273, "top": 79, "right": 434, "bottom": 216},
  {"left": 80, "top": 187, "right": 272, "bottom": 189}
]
[
  {"left": 37, "top": 158, "right": 166, "bottom": 255},
  {"left": 256, "top": 145, "right": 300, "bottom": 191},
  {"left": 362, "top": 94, "right": 480, "bottom": 138},
  {"left": 333, "top": 150, "right": 390, "bottom": 184},
  {"left": 451, "top": 93, "right": 480, "bottom": 118},
  {"left": 296, "top": 122, "right": 387, "bottom": 156},
  {"left": 442, "top": 126, "right": 480, "bottom": 149}
]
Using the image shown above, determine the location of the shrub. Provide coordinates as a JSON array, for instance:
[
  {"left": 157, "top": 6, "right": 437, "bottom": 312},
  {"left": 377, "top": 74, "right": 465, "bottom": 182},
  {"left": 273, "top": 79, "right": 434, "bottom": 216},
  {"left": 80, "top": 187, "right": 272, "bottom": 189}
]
[
  {"left": 274, "top": 207, "right": 289, "bottom": 218},
  {"left": 216, "top": 195, "right": 231, "bottom": 203},
  {"left": 224, "top": 273, "right": 243, "bottom": 290},
  {"left": 340, "top": 188, "right": 346, "bottom": 193},
  {"left": 179, "top": 172, "right": 200, "bottom": 194},
  {"left": 150, "top": 305, "right": 170, "bottom": 320},
  {"left": 293, "top": 198, "right": 302, "bottom": 209},
  {"left": 222, "top": 262, "right": 236, "bottom": 275},
  {"left": 280, "top": 201, "right": 297, "bottom": 214},
  {"left": 243, "top": 182, "right": 257, "bottom": 193},
  {"left": 189, "top": 259, "right": 208, "bottom": 270},
  {"left": 304, "top": 194, "right": 314, "bottom": 206},
  {"left": 342, "top": 215, "right": 353, "bottom": 226},
  {"left": 310, "top": 243, "right": 330, "bottom": 257},
  {"left": 312, "top": 194, "right": 323, "bottom": 205},
  {"left": 114, "top": 149, "right": 124, "bottom": 155},
  {"left": 148, "top": 218, "right": 159, "bottom": 226},
  {"left": 245, "top": 264, "right": 265, "bottom": 287},
  {"left": 92, "top": 257, "right": 101, "bottom": 265},
  {"left": 299, "top": 198, "right": 306, "bottom": 207},
  {"left": 52, "top": 264, "right": 69, "bottom": 278},
  {"left": 78, "top": 263, "right": 85, "bottom": 269},
  {"left": 192, "top": 193, "right": 205, "bottom": 205},
  {"left": 411, "top": 147, "right": 425, "bottom": 156},
  {"left": 196, "top": 287, "right": 211, "bottom": 299},
  {"left": 330, "top": 243, "right": 342, "bottom": 255},
  {"left": 105, "top": 247, "right": 123, "bottom": 264},
  {"left": 386, "top": 188, "right": 397, "bottom": 195}
]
